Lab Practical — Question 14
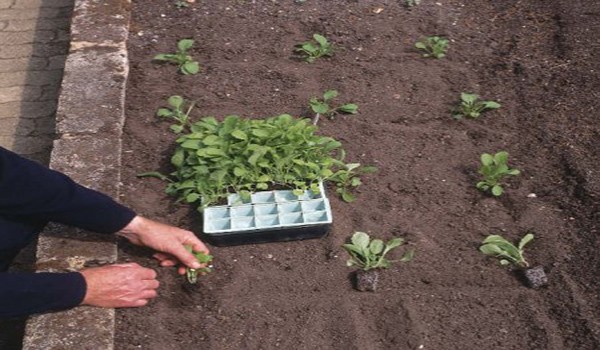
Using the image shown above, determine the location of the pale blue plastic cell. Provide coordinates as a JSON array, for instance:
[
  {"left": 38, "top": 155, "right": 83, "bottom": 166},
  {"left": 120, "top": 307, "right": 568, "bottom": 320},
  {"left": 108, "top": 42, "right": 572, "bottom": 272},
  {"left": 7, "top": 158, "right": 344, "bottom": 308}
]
[{"left": 256, "top": 214, "right": 280, "bottom": 228}]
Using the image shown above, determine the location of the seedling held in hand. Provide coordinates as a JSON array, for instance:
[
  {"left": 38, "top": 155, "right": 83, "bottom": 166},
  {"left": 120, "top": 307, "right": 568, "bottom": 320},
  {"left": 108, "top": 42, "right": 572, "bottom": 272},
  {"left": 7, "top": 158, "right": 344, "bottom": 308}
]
[
  {"left": 309, "top": 89, "right": 358, "bottom": 125},
  {"left": 476, "top": 151, "right": 520, "bottom": 196},
  {"left": 153, "top": 39, "right": 200, "bottom": 75},
  {"left": 480, "top": 233, "right": 533, "bottom": 268},
  {"left": 343, "top": 231, "right": 413, "bottom": 292},
  {"left": 453, "top": 92, "right": 501, "bottom": 119},
  {"left": 156, "top": 95, "right": 195, "bottom": 133},
  {"left": 415, "top": 36, "right": 449, "bottom": 58},
  {"left": 174, "top": 0, "right": 189, "bottom": 9},
  {"left": 295, "top": 34, "right": 334, "bottom": 63},
  {"left": 185, "top": 245, "right": 213, "bottom": 284}
]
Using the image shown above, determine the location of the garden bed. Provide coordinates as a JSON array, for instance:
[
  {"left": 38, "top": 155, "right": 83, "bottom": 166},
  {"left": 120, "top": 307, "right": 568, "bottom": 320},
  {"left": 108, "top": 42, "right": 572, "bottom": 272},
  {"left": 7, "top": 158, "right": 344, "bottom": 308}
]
[{"left": 117, "top": 1, "right": 600, "bottom": 349}]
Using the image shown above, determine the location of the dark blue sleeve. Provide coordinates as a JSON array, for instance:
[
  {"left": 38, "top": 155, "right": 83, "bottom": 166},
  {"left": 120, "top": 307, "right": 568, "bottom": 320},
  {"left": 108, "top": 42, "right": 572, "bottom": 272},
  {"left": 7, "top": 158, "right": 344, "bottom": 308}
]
[
  {"left": 0, "top": 272, "right": 86, "bottom": 318},
  {"left": 0, "top": 146, "right": 136, "bottom": 234}
]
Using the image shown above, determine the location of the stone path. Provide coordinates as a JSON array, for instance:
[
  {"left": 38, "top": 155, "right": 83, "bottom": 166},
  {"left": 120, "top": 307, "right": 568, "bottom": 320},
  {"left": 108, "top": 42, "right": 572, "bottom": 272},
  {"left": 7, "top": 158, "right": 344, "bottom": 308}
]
[
  {"left": 0, "top": 0, "right": 73, "bottom": 164},
  {"left": 0, "top": 1, "right": 73, "bottom": 349}
]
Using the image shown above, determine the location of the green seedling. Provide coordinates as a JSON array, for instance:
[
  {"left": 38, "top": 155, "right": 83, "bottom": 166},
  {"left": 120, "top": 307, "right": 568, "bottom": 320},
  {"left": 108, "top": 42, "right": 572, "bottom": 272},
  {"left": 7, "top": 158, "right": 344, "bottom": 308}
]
[
  {"left": 415, "top": 36, "right": 449, "bottom": 58},
  {"left": 185, "top": 245, "right": 213, "bottom": 284},
  {"left": 295, "top": 34, "right": 334, "bottom": 63},
  {"left": 156, "top": 95, "right": 195, "bottom": 133},
  {"left": 343, "top": 232, "right": 413, "bottom": 271},
  {"left": 153, "top": 39, "right": 200, "bottom": 75},
  {"left": 453, "top": 92, "right": 501, "bottom": 119},
  {"left": 476, "top": 151, "right": 520, "bottom": 196},
  {"left": 309, "top": 89, "right": 358, "bottom": 124},
  {"left": 328, "top": 158, "right": 376, "bottom": 202},
  {"left": 141, "top": 114, "right": 376, "bottom": 207},
  {"left": 405, "top": 0, "right": 421, "bottom": 7},
  {"left": 174, "top": 0, "right": 189, "bottom": 8},
  {"left": 480, "top": 233, "right": 534, "bottom": 268}
]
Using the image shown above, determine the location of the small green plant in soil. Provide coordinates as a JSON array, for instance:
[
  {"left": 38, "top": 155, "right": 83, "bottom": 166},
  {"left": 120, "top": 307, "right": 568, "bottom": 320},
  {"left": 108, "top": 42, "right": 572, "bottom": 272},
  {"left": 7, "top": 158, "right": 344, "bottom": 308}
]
[
  {"left": 480, "top": 233, "right": 533, "bottom": 268},
  {"left": 156, "top": 95, "right": 196, "bottom": 133},
  {"left": 295, "top": 34, "right": 334, "bottom": 63},
  {"left": 479, "top": 233, "right": 547, "bottom": 288},
  {"left": 140, "top": 113, "right": 376, "bottom": 208},
  {"left": 414, "top": 36, "right": 449, "bottom": 58},
  {"left": 185, "top": 245, "right": 213, "bottom": 284},
  {"left": 343, "top": 231, "right": 413, "bottom": 292},
  {"left": 309, "top": 89, "right": 358, "bottom": 125},
  {"left": 453, "top": 92, "right": 501, "bottom": 119},
  {"left": 476, "top": 151, "right": 520, "bottom": 196},
  {"left": 174, "top": 0, "right": 189, "bottom": 9},
  {"left": 405, "top": 0, "right": 421, "bottom": 7},
  {"left": 153, "top": 39, "right": 200, "bottom": 75}
]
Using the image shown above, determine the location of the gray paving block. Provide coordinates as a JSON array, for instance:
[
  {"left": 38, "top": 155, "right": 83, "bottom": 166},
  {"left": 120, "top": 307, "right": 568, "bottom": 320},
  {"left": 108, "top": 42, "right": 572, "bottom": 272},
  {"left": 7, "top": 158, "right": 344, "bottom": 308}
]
[
  {"left": 56, "top": 47, "right": 128, "bottom": 134},
  {"left": 70, "top": 0, "right": 129, "bottom": 44}
]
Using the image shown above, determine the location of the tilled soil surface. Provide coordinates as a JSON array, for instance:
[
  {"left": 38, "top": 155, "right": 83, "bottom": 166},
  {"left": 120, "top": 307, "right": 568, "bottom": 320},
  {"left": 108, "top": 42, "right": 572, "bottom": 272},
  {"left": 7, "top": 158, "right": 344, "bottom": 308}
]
[{"left": 117, "top": 1, "right": 600, "bottom": 349}]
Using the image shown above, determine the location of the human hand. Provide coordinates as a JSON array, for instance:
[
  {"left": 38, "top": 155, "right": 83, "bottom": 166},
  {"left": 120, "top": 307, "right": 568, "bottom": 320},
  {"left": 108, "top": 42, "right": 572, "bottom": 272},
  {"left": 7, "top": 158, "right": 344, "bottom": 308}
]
[
  {"left": 117, "top": 216, "right": 209, "bottom": 274},
  {"left": 80, "top": 263, "right": 159, "bottom": 308}
]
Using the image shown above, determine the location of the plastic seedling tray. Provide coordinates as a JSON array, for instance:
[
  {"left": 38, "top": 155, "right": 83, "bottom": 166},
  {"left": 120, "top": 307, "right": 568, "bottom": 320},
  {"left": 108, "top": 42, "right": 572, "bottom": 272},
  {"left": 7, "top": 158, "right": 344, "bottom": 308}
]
[{"left": 202, "top": 181, "right": 332, "bottom": 246}]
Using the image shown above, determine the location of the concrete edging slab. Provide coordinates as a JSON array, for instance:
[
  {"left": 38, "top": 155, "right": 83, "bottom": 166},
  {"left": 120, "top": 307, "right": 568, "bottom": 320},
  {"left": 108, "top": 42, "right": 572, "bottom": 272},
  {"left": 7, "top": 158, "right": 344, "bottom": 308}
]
[{"left": 22, "top": 0, "right": 130, "bottom": 349}]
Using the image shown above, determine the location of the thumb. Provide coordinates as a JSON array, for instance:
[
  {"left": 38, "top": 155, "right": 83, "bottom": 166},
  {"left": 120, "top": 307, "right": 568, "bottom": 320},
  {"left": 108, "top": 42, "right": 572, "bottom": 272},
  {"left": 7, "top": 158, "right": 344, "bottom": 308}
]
[{"left": 169, "top": 243, "right": 201, "bottom": 269}]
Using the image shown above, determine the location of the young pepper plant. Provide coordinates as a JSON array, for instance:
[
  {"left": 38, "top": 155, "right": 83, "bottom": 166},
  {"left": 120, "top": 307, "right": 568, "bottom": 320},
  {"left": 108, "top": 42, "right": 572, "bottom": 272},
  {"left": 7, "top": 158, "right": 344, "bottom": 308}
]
[
  {"left": 343, "top": 232, "right": 413, "bottom": 270},
  {"left": 414, "top": 36, "right": 449, "bottom": 58},
  {"left": 156, "top": 95, "right": 195, "bottom": 133},
  {"left": 309, "top": 89, "right": 358, "bottom": 125},
  {"left": 479, "top": 233, "right": 534, "bottom": 268},
  {"left": 185, "top": 245, "right": 213, "bottom": 284},
  {"left": 295, "top": 34, "right": 334, "bottom": 63},
  {"left": 153, "top": 39, "right": 200, "bottom": 75},
  {"left": 453, "top": 92, "right": 501, "bottom": 119},
  {"left": 476, "top": 151, "right": 520, "bottom": 196}
]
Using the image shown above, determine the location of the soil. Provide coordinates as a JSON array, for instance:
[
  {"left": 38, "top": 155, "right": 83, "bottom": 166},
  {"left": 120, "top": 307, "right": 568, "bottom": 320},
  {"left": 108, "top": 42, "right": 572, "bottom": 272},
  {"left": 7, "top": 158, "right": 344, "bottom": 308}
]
[{"left": 117, "top": 0, "right": 600, "bottom": 349}]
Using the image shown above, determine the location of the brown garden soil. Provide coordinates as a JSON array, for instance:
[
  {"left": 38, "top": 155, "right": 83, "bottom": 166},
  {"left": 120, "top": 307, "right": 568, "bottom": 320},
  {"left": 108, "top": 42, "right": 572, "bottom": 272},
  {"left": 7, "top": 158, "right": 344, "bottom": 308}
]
[{"left": 117, "top": 1, "right": 600, "bottom": 349}]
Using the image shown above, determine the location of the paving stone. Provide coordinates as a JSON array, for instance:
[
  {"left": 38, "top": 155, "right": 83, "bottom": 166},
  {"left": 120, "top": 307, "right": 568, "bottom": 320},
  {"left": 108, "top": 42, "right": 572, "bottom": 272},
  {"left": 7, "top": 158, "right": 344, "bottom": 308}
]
[
  {"left": 47, "top": 54, "right": 67, "bottom": 69},
  {"left": 0, "top": 30, "right": 55, "bottom": 45},
  {"left": 0, "top": 100, "right": 57, "bottom": 119},
  {"left": 2, "top": 134, "right": 52, "bottom": 154},
  {"left": 0, "top": 42, "right": 69, "bottom": 58},
  {"left": 0, "top": 69, "right": 63, "bottom": 86},
  {"left": 0, "top": 116, "right": 35, "bottom": 136},
  {"left": 0, "top": 85, "right": 43, "bottom": 103},
  {"left": 3, "top": 17, "right": 71, "bottom": 31},
  {"left": 13, "top": 0, "right": 74, "bottom": 8},
  {"left": 0, "top": 0, "right": 14, "bottom": 9},
  {"left": 0, "top": 56, "right": 47, "bottom": 71},
  {"left": 0, "top": 7, "right": 64, "bottom": 20}
]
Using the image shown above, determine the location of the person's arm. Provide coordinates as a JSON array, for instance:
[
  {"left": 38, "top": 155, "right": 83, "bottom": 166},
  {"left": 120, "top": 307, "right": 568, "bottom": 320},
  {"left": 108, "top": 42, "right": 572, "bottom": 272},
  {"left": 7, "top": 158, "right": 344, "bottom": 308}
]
[
  {"left": 0, "top": 272, "right": 85, "bottom": 318},
  {"left": 0, "top": 146, "right": 135, "bottom": 233}
]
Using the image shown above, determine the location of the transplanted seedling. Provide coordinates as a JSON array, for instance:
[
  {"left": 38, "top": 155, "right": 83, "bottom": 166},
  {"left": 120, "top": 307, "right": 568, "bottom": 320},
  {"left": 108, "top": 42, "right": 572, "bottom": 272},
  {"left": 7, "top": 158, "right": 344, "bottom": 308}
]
[
  {"left": 405, "top": 0, "right": 421, "bottom": 7},
  {"left": 453, "top": 92, "right": 501, "bottom": 119},
  {"left": 414, "top": 36, "right": 449, "bottom": 58},
  {"left": 156, "top": 95, "right": 195, "bottom": 133},
  {"left": 343, "top": 231, "right": 413, "bottom": 292},
  {"left": 295, "top": 34, "right": 334, "bottom": 63},
  {"left": 153, "top": 39, "right": 200, "bottom": 75},
  {"left": 309, "top": 89, "right": 358, "bottom": 125},
  {"left": 480, "top": 233, "right": 547, "bottom": 288},
  {"left": 185, "top": 245, "right": 213, "bottom": 284},
  {"left": 480, "top": 233, "right": 533, "bottom": 268},
  {"left": 476, "top": 151, "right": 520, "bottom": 196}
]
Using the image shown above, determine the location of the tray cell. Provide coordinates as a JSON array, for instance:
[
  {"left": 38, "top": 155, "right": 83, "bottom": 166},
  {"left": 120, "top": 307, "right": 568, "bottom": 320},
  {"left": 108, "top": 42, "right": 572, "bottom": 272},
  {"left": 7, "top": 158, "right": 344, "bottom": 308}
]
[
  {"left": 278, "top": 202, "right": 302, "bottom": 214},
  {"left": 304, "top": 211, "right": 328, "bottom": 223},
  {"left": 230, "top": 206, "right": 254, "bottom": 217},
  {"left": 231, "top": 217, "right": 255, "bottom": 229},
  {"left": 254, "top": 203, "right": 278, "bottom": 216},
  {"left": 256, "top": 215, "right": 280, "bottom": 228},
  {"left": 301, "top": 199, "right": 325, "bottom": 212},
  {"left": 280, "top": 212, "right": 303, "bottom": 224}
]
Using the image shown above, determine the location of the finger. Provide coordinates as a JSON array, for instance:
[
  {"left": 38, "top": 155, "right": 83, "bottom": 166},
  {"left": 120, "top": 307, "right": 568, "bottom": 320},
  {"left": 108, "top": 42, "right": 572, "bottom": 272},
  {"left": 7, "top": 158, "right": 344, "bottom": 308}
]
[
  {"left": 167, "top": 243, "right": 202, "bottom": 269},
  {"left": 188, "top": 239, "right": 210, "bottom": 255},
  {"left": 133, "top": 266, "right": 157, "bottom": 280},
  {"left": 115, "top": 262, "right": 140, "bottom": 268},
  {"left": 178, "top": 266, "right": 186, "bottom": 275},
  {"left": 132, "top": 299, "right": 148, "bottom": 307},
  {"left": 141, "top": 289, "right": 158, "bottom": 299},
  {"left": 145, "top": 280, "right": 160, "bottom": 290},
  {"left": 159, "top": 260, "right": 177, "bottom": 267},
  {"left": 152, "top": 252, "right": 172, "bottom": 261}
]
